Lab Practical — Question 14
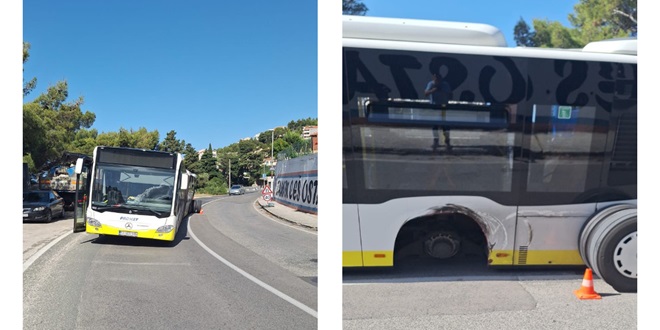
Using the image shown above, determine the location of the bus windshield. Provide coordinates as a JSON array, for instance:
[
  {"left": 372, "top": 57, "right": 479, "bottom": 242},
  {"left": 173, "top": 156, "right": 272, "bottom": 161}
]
[{"left": 91, "top": 163, "right": 175, "bottom": 214}]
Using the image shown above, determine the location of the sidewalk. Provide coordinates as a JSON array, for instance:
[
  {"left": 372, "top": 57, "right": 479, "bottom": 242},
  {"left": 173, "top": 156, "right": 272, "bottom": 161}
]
[{"left": 255, "top": 197, "right": 317, "bottom": 231}]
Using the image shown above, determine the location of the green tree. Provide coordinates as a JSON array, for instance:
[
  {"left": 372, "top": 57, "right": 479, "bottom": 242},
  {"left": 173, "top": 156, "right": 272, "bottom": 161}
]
[
  {"left": 513, "top": 17, "right": 537, "bottom": 47},
  {"left": 343, "top": 0, "right": 368, "bottom": 15},
  {"left": 23, "top": 43, "right": 96, "bottom": 169},
  {"left": 273, "top": 139, "right": 290, "bottom": 158},
  {"left": 202, "top": 177, "right": 228, "bottom": 195},
  {"left": 199, "top": 144, "right": 219, "bottom": 179},
  {"left": 182, "top": 143, "right": 200, "bottom": 174},
  {"left": 23, "top": 42, "right": 37, "bottom": 96},
  {"left": 95, "top": 127, "right": 159, "bottom": 149},
  {"left": 532, "top": 19, "right": 582, "bottom": 48},
  {"left": 158, "top": 130, "right": 185, "bottom": 153},
  {"left": 286, "top": 117, "right": 318, "bottom": 134},
  {"left": 513, "top": 0, "right": 636, "bottom": 48},
  {"left": 235, "top": 139, "right": 267, "bottom": 186},
  {"left": 68, "top": 128, "right": 99, "bottom": 156},
  {"left": 569, "top": 0, "right": 637, "bottom": 44},
  {"left": 282, "top": 130, "right": 304, "bottom": 145},
  {"left": 23, "top": 81, "right": 96, "bottom": 169}
]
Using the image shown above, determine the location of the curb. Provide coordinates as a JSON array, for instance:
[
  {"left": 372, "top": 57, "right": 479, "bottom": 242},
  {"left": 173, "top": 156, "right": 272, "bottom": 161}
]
[{"left": 254, "top": 199, "right": 317, "bottom": 231}]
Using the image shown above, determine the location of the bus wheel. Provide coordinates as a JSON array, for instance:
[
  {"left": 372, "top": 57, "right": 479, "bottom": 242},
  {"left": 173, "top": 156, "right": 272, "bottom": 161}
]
[
  {"left": 194, "top": 200, "right": 203, "bottom": 213},
  {"left": 579, "top": 205, "right": 637, "bottom": 293},
  {"left": 423, "top": 230, "right": 460, "bottom": 259},
  {"left": 593, "top": 218, "right": 637, "bottom": 293}
]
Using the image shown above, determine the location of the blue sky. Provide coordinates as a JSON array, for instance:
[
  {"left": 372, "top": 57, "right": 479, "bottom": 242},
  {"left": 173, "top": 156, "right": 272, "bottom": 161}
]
[
  {"left": 359, "top": 0, "right": 578, "bottom": 47},
  {"left": 19, "top": 0, "right": 607, "bottom": 152},
  {"left": 22, "top": 1, "right": 317, "bottom": 151}
]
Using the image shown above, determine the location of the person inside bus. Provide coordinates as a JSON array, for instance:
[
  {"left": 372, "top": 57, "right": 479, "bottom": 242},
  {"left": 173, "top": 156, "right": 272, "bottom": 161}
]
[
  {"left": 424, "top": 72, "right": 452, "bottom": 152},
  {"left": 105, "top": 186, "right": 125, "bottom": 205}
]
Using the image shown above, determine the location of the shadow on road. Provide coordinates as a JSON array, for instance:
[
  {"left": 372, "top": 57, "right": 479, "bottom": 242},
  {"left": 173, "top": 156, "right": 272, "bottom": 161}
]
[{"left": 343, "top": 254, "right": 586, "bottom": 283}]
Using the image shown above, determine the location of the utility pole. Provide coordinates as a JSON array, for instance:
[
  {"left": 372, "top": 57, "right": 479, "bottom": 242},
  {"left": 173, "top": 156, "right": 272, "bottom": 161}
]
[{"left": 228, "top": 159, "right": 231, "bottom": 188}]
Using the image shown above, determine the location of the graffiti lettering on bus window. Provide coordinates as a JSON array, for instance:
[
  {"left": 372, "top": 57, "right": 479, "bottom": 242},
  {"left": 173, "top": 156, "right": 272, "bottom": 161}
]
[
  {"left": 617, "top": 64, "right": 637, "bottom": 99},
  {"left": 555, "top": 60, "right": 589, "bottom": 106},
  {"left": 379, "top": 54, "right": 422, "bottom": 100},
  {"left": 345, "top": 50, "right": 391, "bottom": 102},
  {"left": 346, "top": 51, "right": 531, "bottom": 105},
  {"left": 428, "top": 56, "right": 471, "bottom": 101},
  {"left": 479, "top": 56, "right": 526, "bottom": 104},
  {"left": 344, "top": 49, "right": 637, "bottom": 108}
]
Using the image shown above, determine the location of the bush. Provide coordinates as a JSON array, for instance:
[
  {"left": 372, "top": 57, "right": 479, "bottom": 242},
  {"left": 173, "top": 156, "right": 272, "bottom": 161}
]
[{"left": 198, "top": 177, "right": 227, "bottom": 195}]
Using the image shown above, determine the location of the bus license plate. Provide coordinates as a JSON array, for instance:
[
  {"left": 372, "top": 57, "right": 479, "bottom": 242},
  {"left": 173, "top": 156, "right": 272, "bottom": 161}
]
[{"left": 119, "top": 231, "right": 138, "bottom": 237}]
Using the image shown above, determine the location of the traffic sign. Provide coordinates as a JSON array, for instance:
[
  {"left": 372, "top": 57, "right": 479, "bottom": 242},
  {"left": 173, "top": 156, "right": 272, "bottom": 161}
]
[{"left": 262, "top": 186, "right": 273, "bottom": 201}]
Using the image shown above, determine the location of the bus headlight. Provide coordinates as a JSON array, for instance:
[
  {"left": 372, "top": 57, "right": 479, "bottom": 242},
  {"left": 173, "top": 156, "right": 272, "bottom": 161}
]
[
  {"left": 87, "top": 217, "right": 102, "bottom": 227},
  {"left": 156, "top": 225, "right": 174, "bottom": 233}
]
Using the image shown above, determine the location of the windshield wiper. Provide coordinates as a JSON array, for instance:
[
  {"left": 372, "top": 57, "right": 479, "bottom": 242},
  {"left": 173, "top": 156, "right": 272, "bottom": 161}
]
[
  {"left": 92, "top": 204, "right": 163, "bottom": 217},
  {"left": 128, "top": 205, "right": 164, "bottom": 217}
]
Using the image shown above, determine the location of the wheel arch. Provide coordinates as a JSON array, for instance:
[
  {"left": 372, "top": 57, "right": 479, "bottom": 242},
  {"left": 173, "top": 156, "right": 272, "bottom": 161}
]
[{"left": 393, "top": 204, "right": 495, "bottom": 262}]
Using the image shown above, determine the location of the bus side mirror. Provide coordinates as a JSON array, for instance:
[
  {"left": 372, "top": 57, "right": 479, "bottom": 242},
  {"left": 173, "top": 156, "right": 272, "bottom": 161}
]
[{"left": 75, "top": 158, "right": 84, "bottom": 175}]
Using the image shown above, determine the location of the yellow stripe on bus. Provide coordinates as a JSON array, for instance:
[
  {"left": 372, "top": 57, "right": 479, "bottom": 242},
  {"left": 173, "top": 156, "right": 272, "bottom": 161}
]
[
  {"left": 490, "top": 249, "right": 584, "bottom": 265},
  {"left": 516, "top": 250, "right": 585, "bottom": 265},
  {"left": 344, "top": 250, "right": 585, "bottom": 267},
  {"left": 343, "top": 251, "right": 363, "bottom": 267},
  {"left": 343, "top": 251, "right": 393, "bottom": 267},
  {"left": 86, "top": 224, "right": 176, "bottom": 241}
]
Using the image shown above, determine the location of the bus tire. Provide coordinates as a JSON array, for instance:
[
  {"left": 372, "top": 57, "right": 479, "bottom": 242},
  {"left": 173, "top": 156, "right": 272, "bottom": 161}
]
[
  {"left": 594, "top": 218, "right": 637, "bottom": 293},
  {"left": 579, "top": 205, "right": 637, "bottom": 293},
  {"left": 194, "top": 200, "right": 202, "bottom": 213},
  {"left": 578, "top": 204, "right": 635, "bottom": 270}
]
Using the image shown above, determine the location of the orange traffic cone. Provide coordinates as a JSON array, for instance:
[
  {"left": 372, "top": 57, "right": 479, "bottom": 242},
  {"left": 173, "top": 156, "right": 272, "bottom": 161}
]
[{"left": 574, "top": 268, "right": 601, "bottom": 300}]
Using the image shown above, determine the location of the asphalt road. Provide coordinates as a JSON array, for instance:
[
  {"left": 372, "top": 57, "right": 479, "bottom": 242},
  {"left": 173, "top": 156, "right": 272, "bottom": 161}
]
[
  {"left": 23, "top": 194, "right": 317, "bottom": 329},
  {"left": 343, "top": 256, "right": 637, "bottom": 330}
]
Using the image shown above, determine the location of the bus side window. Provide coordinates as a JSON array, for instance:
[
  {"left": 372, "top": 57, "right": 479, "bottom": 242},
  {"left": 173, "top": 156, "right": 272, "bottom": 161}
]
[{"left": 526, "top": 104, "right": 600, "bottom": 193}]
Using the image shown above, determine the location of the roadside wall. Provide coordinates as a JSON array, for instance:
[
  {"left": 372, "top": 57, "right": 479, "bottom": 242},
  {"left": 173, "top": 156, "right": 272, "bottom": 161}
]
[{"left": 273, "top": 154, "right": 318, "bottom": 214}]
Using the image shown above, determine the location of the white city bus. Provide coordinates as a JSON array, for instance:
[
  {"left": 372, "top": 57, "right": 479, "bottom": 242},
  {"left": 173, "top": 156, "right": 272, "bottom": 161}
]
[
  {"left": 342, "top": 16, "right": 637, "bottom": 292},
  {"left": 76, "top": 146, "right": 201, "bottom": 241}
]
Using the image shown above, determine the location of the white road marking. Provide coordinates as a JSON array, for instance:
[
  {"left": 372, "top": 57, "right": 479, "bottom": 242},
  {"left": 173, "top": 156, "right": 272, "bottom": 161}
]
[
  {"left": 92, "top": 261, "right": 192, "bottom": 266},
  {"left": 189, "top": 200, "right": 318, "bottom": 318},
  {"left": 23, "top": 230, "right": 72, "bottom": 273}
]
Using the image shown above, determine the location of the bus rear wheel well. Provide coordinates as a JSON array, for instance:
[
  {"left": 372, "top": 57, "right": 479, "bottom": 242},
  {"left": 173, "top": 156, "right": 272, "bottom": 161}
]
[{"left": 394, "top": 213, "right": 488, "bottom": 262}]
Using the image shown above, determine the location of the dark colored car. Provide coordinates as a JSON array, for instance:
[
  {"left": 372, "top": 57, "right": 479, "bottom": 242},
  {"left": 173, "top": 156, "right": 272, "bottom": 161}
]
[{"left": 23, "top": 190, "right": 65, "bottom": 222}]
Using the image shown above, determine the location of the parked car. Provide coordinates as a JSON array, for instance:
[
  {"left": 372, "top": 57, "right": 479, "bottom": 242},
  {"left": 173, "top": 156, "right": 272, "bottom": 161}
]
[
  {"left": 229, "top": 185, "right": 245, "bottom": 195},
  {"left": 23, "top": 190, "right": 65, "bottom": 222}
]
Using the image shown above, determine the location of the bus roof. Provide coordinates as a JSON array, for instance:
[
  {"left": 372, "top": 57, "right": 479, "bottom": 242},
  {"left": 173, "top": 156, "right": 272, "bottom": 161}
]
[
  {"left": 343, "top": 15, "right": 636, "bottom": 61},
  {"left": 343, "top": 15, "right": 508, "bottom": 47},
  {"left": 582, "top": 38, "right": 637, "bottom": 55}
]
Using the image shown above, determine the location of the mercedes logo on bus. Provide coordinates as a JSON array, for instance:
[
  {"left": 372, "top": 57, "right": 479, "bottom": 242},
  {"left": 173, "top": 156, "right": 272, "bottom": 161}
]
[{"left": 125, "top": 222, "right": 133, "bottom": 229}]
